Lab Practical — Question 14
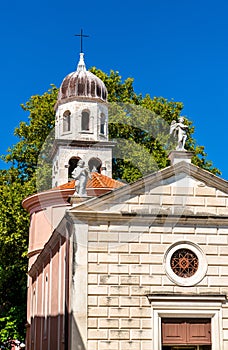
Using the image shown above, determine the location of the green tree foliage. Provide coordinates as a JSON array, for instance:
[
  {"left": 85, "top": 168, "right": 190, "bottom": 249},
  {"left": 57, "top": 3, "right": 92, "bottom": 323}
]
[
  {"left": 0, "top": 86, "right": 58, "bottom": 341},
  {"left": 91, "top": 67, "right": 220, "bottom": 181},
  {"left": 5, "top": 86, "right": 58, "bottom": 181},
  {"left": 0, "top": 168, "right": 35, "bottom": 340},
  {"left": 0, "top": 68, "right": 220, "bottom": 340}
]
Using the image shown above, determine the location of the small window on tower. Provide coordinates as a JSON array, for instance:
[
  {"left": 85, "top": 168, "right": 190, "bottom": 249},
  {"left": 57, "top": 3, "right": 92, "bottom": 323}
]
[
  {"left": 81, "top": 110, "right": 90, "bottom": 131},
  {"left": 63, "top": 110, "right": 71, "bottom": 132},
  {"left": 100, "top": 113, "right": 105, "bottom": 135}
]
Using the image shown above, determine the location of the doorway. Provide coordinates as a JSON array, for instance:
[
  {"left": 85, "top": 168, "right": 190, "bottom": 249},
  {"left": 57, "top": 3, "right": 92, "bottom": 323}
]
[{"left": 162, "top": 318, "right": 211, "bottom": 350}]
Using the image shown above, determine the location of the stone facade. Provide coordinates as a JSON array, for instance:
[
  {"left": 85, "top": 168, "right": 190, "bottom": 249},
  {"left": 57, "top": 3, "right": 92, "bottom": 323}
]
[
  {"left": 70, "top": 161, "right": 228, "bottom": 350},
  {"left": 25, "top": 157, "right": 228, "bottom": 350}
]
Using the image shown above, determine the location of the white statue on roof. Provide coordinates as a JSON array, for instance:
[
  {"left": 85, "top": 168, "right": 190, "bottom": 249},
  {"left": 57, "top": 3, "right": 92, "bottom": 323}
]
[
  {"left": 170, "top": 116, "right": 188, "bottom": 151},
  {"left": 72, "top": 159, "right": 91, "bottom": 197}
]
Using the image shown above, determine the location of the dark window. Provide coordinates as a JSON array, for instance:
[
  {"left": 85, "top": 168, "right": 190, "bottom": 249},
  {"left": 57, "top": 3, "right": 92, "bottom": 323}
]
[
  {"left": 88, "top": 157, "right": 102, "bottom": 173},
  {"left": 68, "top": 157, "right": 81, "bottom": 180},
  {"left": 100, "top": 114, "right": 105, "bottom": 134},
  {"left": 63, "top": 110, "right": 71, "bottom": 132},
  {"left": 81, "top": 111, "right": 90, "bottom": 131}
]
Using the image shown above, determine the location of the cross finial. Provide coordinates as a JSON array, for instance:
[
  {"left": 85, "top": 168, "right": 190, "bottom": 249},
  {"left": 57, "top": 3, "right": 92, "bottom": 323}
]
[{"left": 74, "top": 29, "right": 89, "bottom": 53}]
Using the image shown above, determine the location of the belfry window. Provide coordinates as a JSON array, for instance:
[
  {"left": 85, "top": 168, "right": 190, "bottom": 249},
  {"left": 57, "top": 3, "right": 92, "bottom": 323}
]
[
  {"left": 63, "top": 110, "right": 71, "bottom": 132},
  {"left": 88, "top": 157, "right": 102, "bottom": 173},
  {"left": 68, "top": 157, "right": 81, "bottom": 180},
  {"left": 81, "top": 110, "right": 90, "bottom": 131},
  {"left": 100, "top": 113, "right": 105, "bottom": 135}
]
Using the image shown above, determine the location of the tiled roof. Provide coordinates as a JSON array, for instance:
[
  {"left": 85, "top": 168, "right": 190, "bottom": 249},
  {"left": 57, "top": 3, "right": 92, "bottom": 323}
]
[
  {"left": 87, "top": 172, "right": 124, "bottom": 189},
  {"left": 54, "top": 172, "right": 124, "bottom": 191},
  {"left": 23, "top": 173, "right": 125, "bottom": 213}
]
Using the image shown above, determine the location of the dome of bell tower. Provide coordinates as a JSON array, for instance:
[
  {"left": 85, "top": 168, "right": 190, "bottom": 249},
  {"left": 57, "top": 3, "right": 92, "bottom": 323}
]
[{"left": 56, "top": 53, "right": 107, "bottom": 107}]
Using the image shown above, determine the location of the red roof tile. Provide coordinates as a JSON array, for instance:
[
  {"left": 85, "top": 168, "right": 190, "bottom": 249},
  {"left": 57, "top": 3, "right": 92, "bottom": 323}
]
[{"left": 54, "top": 172, "right": 124, "bottom": 191}]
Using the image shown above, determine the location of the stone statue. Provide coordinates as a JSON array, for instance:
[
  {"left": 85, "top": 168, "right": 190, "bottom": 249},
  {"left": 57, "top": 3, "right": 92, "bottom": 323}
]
[
  {"left": 170, "top": 117, "right": 188, "bottom": 151},
  {"left": 71, "top": 159, "right": 91, "bottom": 197}
]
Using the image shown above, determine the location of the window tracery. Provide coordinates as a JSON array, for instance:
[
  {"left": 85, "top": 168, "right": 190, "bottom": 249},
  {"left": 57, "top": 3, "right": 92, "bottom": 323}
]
[{"left": 171, "top": 248, "right": 198, "bottom": 278}]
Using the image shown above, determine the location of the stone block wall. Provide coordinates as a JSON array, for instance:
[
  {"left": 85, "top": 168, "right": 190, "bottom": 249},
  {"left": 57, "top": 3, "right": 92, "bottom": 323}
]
[
  {"left": 87, "top": 223, "right": 228, "bottom": 349},
  {"left": 86, "top": 180, "right": 228, "bottom": 349}
]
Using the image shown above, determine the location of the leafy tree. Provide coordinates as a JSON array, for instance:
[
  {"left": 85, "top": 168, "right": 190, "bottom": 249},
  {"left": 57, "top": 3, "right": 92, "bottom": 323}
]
[
  {"left": 0, "top": 68, "right": 220, "bottom": 340},
  {"left": 0, "top": 168, "right": 34, "bottom": 341},
  {"left": 91, "top": 67, "right": 220, "bottom": 180},
  {"left": 5, "top": 86, "right": 58, "bottom": 181},
  {"left": 0, "top": 86, "right": 58, "bottom": 340}
]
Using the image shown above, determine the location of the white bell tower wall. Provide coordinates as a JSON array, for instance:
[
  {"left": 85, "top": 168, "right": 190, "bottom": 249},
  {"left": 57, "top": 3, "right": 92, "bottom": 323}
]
[{"left": 55, "top": 99, "right": 109, "bottom": 142}]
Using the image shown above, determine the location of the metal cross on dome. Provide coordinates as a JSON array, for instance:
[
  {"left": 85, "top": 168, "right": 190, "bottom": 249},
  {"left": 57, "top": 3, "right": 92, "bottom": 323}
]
[{"left": 74, "top": 29, "right": 89, "bottom": 53}]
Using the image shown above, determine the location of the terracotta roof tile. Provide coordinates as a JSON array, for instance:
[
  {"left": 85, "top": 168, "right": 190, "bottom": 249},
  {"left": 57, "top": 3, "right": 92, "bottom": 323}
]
[
  {"left": 87, "top": 172, "right": 124, "bottom": 189},
  {"left": 53, "top": 172, "right": 124, "bottom": 191}
]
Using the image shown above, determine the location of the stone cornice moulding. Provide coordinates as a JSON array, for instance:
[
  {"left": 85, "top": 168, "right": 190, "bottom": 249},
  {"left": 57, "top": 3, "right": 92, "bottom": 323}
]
[
  {"left": 55, "top": 96, "right": 107, "bottom": 109},
  {"left": 66, "top": 210, "right": 228, "bottom": 226},
  {"left": 147, "top": 293, "right": 227, "bottom": 304},
  {"left": 69, "top": 161, "right": 228, "bottom": 212},
  {"left": 22, "top": 189, "right": 72, "bottom": 214},
  {"left": 51, "top": 139, "right": 116, "bottom": 159}
]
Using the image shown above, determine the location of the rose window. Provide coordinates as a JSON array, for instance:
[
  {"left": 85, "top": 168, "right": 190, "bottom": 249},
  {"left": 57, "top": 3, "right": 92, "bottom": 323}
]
[{"left": 170, "top": 248, "right": 198, "bottom": 278}]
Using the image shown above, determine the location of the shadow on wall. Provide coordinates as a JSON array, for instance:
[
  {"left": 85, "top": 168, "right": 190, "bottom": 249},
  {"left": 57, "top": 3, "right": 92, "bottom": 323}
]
[
  {"left": 71, "top": 313, "right": 86, "bottom": 350},
  {"left": 28, "top": 311, "right": 86, "bottom": 350}
]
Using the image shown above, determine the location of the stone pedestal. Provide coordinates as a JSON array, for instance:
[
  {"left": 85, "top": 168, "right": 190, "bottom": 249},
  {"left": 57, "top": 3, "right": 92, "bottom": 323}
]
[{"left": 168, "top": 150, "right": 194, "bottom": 165}]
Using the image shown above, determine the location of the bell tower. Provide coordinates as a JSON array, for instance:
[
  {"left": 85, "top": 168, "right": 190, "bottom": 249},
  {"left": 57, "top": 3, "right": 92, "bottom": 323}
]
[{"left": 52, "top": 53, "right": 114, "bottom": 187}]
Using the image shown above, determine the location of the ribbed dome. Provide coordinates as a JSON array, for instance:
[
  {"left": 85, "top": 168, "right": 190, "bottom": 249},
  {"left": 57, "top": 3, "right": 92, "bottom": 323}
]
[{"left": 57, "top": 53, "right": 107, "bottom": 105}]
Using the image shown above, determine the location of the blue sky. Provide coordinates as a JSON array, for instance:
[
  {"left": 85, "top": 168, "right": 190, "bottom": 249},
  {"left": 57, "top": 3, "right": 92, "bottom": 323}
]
[{"left": 1, "top": 0, "right": 228, "bottom": 178}]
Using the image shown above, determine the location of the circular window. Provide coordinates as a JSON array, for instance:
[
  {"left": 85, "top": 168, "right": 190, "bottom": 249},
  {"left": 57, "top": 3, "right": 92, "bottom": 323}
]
[
  {"left": 171, "top": 248, "right": 198, "bottom": 278},
  {"left": 164, "top": 241, "right": 207, "bottom": 286}
]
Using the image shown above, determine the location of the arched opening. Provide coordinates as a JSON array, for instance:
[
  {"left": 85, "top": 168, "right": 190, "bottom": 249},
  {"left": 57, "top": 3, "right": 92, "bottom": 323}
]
[
  {"left": 88, "top": 157, "right": 102, "bottom": 173},
  {"left": 100, "top": 113, "right": 106, "bottom": 135},
  {"left": 68, "top": 157, "right": 81, "bottom": 180},
  {"left": 81, "top": 110, "right": 90, "bottom": 131},
  {"left": 63, "top": 110, "right": 71, "bottom": 132}
]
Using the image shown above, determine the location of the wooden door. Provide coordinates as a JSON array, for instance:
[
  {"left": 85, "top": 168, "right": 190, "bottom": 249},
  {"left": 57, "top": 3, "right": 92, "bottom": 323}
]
[{"left": 162, "top": 319, "right": 211, "bottom": 345}]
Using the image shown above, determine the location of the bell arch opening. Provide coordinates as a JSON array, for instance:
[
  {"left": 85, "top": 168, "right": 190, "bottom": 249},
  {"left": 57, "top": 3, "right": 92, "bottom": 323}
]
[
  {"left": 88, "top": 157, "right": 102, "bottom": 173},
  {"left": 68, "top": 156, "right": 81, "bottom": 180}
]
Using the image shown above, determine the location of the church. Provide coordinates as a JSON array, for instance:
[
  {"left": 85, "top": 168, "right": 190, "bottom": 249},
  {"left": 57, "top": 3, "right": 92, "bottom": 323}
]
[{"left": 23, "top": 50, "right": 228, "bottom": 350}]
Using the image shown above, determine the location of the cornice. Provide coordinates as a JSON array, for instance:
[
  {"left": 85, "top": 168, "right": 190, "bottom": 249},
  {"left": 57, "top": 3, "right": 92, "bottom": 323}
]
[
  {"left": 66, "top": 210, "right": 228, "bottom": 226},
  {"left": 22, "top": 189, "right": 72, "bottom": 214},
  {"left": 147, "top": 293, "right": 227, "bottom": 303},
  {"left": 68, "top": 161, "right": 228, "bottom": 212}
]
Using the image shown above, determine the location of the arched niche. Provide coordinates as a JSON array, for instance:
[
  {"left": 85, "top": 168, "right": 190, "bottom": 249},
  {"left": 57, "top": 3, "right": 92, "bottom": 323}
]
[
  {"left": 63, "top": 110, "right": 71, "bottom": 132},
  {"left": 100, "top": 113, "right": 106, "bottom": 135},
  {"left": 81, "top": 110, "right": 90, "bottom": 131},
  {"left": 68, "top": 156, "right": 81, "bottom": 180},
  {"left": 88, "top": 157, "right": 102, "bottom": 173}
]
